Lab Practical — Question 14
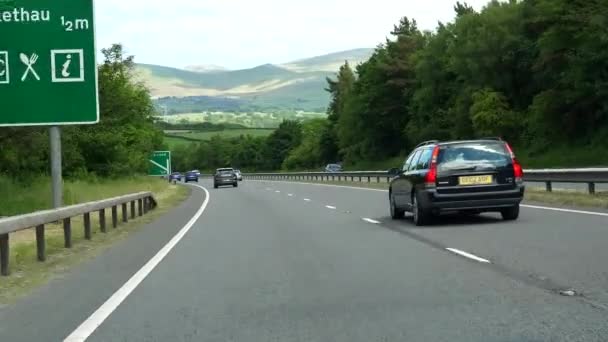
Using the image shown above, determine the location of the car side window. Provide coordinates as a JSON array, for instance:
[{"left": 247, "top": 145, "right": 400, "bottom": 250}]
[
  {"left": 408, "top": 150, "right": 423, "bottom": 171},
  {"left": 402, "top": 152, "right": 415, "bottom": 171},
  {"left": 415, "top": 148, "right": 433, "bottom": 170}
]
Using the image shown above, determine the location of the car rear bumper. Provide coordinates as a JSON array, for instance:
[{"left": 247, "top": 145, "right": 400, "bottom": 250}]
[
  {"left": 214, "top": 178, "right": 236, "bottom": 184},
  {"left": 419, "top": 186, "right": 524, "bottom": 212}
]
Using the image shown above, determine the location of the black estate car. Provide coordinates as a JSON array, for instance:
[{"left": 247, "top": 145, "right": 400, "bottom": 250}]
[{"left": 389, "top": 138, "right": 525, "bottom": 226}]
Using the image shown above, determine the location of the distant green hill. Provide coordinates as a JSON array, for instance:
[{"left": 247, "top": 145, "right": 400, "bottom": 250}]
[{"left": 135, "top": 48, "right": 374, "bottom": 113}]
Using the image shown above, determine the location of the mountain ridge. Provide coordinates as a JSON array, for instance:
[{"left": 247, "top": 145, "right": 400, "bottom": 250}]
[{"left": 136, "top": 48, "right": 374, "bottom": 112}]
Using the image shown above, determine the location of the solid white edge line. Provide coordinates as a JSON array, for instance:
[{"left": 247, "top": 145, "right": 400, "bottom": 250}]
[
  {"left": 362, "top": 218, "right": 381, "bottom": 224},
  {"left": 63, "top": 185, "right": 211, "bottom": 342},
  {"left": 445, "top": 248, "right": 491, "bottom": 263},
  {"left": 521, "top": 204, "right": 608, "bottom": 217},
  {"left": 325, "top": 205, "right": 337, "bottom": 210},
  {"left": 250, "top": 180, "right": 608, "bottom": 218}
]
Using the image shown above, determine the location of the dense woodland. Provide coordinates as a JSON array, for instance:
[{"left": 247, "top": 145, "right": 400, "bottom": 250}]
[{"left": 174, "top": 0, "right": 608, "bottom": 172}]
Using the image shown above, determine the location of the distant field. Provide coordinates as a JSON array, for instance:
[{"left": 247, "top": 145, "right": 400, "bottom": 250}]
[
  {"left": 155, "top": 111, "right": 326, "bottom": 129},
  {"left": 164, "top": 128, "right": 274, "bottom": 148}
]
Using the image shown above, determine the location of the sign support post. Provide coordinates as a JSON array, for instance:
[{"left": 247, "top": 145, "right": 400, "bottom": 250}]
[{"left": 49, "top": 126, "right": 62, "bottom": 208}]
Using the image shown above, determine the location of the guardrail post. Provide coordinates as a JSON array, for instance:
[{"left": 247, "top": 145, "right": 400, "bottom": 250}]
[
  {"left": 143, "top": 198, "right": 149, "bottom": 214},
  {"left": 122, "top": 203, "right": 128, "bottom": 223},
  {"left": 351, "top": 176, "right": 354, "bottom": 181},
  {"left": 99, "top": 209, "right": 106, "bottom": 233},
  {"left": 359, "top": 176, "right": 362, "bottom": 182},
  {"left": 84, "top": 213, "right": 91, "bottom": 240},
  {"left": 138, "top": 199, "right": 143, "bottom": 216},
  {"left": 588, "top": 182, "right": 596, "bottom": 195},
  {"left": 545, "top": 181, "right": 552, "bottom": 192},
  {"left": 376, "top": 176, "right": 380, "bottom": 183},
  {"left": 63, "top": 218, "right": 72, "bottom": 248},
  {"left": 0, "top": 233, "right": 9, "bottom": 276},
  {"left": 131, "top": 201, "right": 136, "bottom": 219},
  {"left": 367, "top": 176, "right": 371, "bottom": 183},
  {"left": 36, "top": 224, "right": 45, "bottom": 261},
  {"left": 387, "top": 177, "right": 390, "bottom": 183},
  {"left": 332, "top": 175, "right": 335, "bottom": 181},
  {"left": 112, "top": 205, "right": 118, "bottom": 228},
  {"left": 338, "top": 175, "right": 341, "bottom": 181}
]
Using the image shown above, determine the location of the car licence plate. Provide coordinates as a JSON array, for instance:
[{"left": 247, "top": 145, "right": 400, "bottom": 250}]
[{"left": 459, "top": 175, "right": 493, "bottom": 186}]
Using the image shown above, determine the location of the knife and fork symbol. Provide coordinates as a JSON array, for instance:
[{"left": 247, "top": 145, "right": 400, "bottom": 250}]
[{"left": 20, "top": 52, "right": 40, "bottom": 81}]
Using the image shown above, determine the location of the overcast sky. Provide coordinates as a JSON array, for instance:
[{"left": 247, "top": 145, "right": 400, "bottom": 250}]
[{"left": 95, "top": 0, "right": 489, "bottom": 70}]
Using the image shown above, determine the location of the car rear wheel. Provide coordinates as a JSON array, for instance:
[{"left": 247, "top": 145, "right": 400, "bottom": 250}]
[
  {"left": 233, "top": 182, "right": 238, "bottom": 187},
  {"left": 214, "top": 184, "right": 218, "bottom": 189},
  {"left": 389, "top": 193, "right": 405, "bottom": 219},
  {"left": 501, "top": 205, "right": 519, "bottom": 221},
  {"left": 412, "top": 192, "right": 431, "bottom": 226}
]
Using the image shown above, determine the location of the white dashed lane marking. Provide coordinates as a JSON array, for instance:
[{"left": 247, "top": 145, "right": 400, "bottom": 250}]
[{"left": 445, "top": 248, "right": 491, "bottom": 263}]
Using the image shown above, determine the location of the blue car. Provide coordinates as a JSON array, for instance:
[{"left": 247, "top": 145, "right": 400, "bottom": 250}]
[
  {"left": 169, "top": 172, "right": 182, "bottom": 183},
  {"left": 185, "top": 171, "right": 199, "bottom": 183}
]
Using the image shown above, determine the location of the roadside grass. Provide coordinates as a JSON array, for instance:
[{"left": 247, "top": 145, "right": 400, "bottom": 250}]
[
  {"left": 267, "top": 179, "right": 608, "bottom": 209},
  {"left": 0, "top": 177, "right": 190, "bottom": 303}
]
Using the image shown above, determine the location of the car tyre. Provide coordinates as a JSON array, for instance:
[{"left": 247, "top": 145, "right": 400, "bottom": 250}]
[
  {"left": 501, "top": 205, "right": 519, "bottom": 221},
  {"left": 389, "top": 193, "right": 405, "bottom": 219},
  {"left": 412, "top": 192, "right": 431, "bottom": 226},
  {"left": 214, "top": 183, "right": 218, "bottom": 189},
  {"left": 233, "top": 182, "right": 238, "bottom": 188}
]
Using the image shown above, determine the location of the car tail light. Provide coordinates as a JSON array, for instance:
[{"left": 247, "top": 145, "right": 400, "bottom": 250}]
[
  {"left": 424, "top": 146, "right": 441, "bottom": 187},
  {"left": 505, "top": 142, "right": 524, "bottom": 184}
]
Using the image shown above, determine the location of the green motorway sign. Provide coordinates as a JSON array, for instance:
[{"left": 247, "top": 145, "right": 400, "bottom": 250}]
[
  {"left": 0, "top": 0, "right": 98, "bottom": 126},
  {"left": 149, "top": 151, "right": 171, "bottom": 176}
]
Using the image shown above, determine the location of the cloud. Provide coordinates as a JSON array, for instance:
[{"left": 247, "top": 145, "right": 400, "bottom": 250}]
[{"left": 95, "top": 0, "right": 489, "bottom": 69}]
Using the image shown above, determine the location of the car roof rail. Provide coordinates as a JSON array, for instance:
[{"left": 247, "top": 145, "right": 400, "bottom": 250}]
[
  {"left": 478, "top": 137, "right": 503, "bottom": 141},
  {"left": 415, "top": 140, "right": 440, "bottom": 148}
]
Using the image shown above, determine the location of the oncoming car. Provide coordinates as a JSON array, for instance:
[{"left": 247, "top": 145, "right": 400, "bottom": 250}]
[
  {"left": 214, "top": 168, "right": 238, "bottom": 188},
  {"left": 389, "top": 138, "right": 525, "bottom": 226}
]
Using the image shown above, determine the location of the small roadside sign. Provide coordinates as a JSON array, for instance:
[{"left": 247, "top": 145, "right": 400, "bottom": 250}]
[
  {"left": 149, "top": 151, "right": 171, "bottom": 176},
  {"left": 0, "top": 0, "right": 98, "bottom": 126}
]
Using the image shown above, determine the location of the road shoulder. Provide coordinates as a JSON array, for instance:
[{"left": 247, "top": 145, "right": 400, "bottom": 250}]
[{"left": 0, "top": 184, "right": 207, "bottom": 342}]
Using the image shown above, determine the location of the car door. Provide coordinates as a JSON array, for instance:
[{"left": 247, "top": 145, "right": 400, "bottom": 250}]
[
  {"left": 393, "top": 150, "right": 420, "bottom": 207},
  {"left": 402, "top": 149, "right": 425, "bottom": 207}
]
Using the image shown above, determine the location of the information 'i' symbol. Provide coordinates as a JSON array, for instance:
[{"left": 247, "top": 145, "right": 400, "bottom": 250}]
[{"left": 61, "top": 54, "right": 72, "bottom": 78}]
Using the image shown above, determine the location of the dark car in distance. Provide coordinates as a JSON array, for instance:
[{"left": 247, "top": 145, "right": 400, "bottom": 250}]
[
  {"left": 214, "top": 168, "right": 238, "bottom": 188},
  {"left": 325, "top": 163, "right": 342, "bottom": 173},
  {"left": 389, "top": 138, "right": 524, "bottom": 226},
  {"left": 184, "top": 171, "right": 199, "bottom": 183}
]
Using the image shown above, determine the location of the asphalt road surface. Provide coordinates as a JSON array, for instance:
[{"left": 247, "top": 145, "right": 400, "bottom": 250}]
[{"left": 1, "top": 179, "right": 608, "bottom": 341}]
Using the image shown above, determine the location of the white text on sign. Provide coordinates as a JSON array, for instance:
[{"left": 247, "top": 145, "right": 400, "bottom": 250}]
[{"left": 0, "top": 8, "right": 51, "bottom": 23}]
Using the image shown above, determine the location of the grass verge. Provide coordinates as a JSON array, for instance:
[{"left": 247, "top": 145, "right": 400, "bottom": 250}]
[
  {"left": 274, "top": 179, "right": 608, "bottom": 209},
  {"left": 0, "top": 177, "right": 190, "bottom": 303}
]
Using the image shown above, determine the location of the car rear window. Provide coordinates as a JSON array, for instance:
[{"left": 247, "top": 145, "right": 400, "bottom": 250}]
[{"left": 437, "top": 142, "right": 511, "bottom": 172}]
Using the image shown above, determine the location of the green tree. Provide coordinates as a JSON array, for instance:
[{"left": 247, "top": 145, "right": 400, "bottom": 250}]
[
  {"left": 264, "top": 120, "right": 302, "bottom": 170},
  {"left": 283, "top": 118, "right": 328, "bottom": 170}
]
